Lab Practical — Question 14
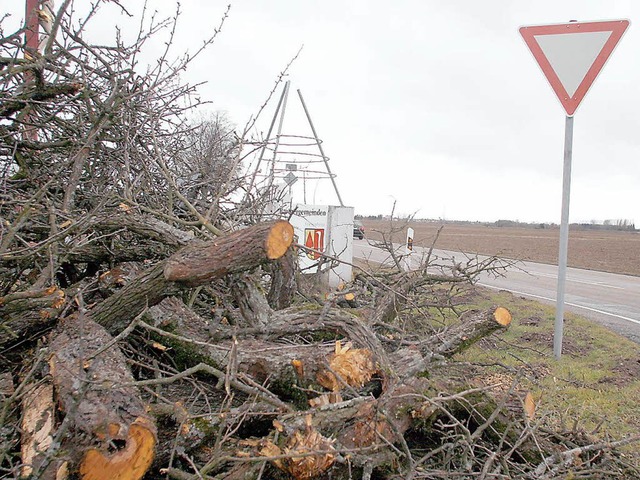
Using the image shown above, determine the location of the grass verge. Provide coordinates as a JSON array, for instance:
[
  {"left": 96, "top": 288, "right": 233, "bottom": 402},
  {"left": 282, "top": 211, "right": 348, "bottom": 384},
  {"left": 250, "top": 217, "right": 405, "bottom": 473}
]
[{"left": 456, "top": 287, "right": 640, "bottom": 461}]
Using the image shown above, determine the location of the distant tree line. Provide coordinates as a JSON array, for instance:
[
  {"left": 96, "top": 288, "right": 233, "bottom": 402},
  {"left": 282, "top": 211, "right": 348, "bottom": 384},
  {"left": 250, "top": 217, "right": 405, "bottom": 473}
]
[{"left": 356, "top": 215, "right": 637, "bottom": 232}]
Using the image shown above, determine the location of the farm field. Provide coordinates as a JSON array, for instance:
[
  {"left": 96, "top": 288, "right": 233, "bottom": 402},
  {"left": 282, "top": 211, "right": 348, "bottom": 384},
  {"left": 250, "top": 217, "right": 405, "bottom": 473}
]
[{"left": 361, "top": 219, "right": 640, "bottom": 277}]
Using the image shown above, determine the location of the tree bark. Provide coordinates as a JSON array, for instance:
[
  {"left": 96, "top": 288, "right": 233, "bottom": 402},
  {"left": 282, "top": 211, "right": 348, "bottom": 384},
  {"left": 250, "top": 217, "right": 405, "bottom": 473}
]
[
  {"left": 267, "top": 246, "right": 297, "bottom": 310},
  {"left": 164, "top": 220, "right": 294, "bottom": 287},
  {"left": 393, "top": 306, "right": 513, "bottom": 377},
  {"left": 46, "top": 313, "right": 157, "bottom": 480},
  {"left": 90, "top": 220, "right": 294, "bottom": 334},
  {"left": 231, "top": 274, "right": 273, "bottom": 328},
  {"left": 145, "top": 295, "right": 511, "bottom": 405},
  {"left": 0, "top": 286, "right": 66, "bottom": 349}
]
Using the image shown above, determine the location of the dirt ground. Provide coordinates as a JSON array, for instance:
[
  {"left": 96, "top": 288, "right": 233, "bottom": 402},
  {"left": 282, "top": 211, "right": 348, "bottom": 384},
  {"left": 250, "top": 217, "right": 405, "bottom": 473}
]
[{"left": 361, "top": 219, "right": 640, "bottom": 277}]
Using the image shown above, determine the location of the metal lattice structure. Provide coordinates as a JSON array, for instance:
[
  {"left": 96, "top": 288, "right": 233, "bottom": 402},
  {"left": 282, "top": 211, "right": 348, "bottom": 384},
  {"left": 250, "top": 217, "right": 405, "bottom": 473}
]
[{"left": 247, "top": 81, "right": 344, "bottom": 207}]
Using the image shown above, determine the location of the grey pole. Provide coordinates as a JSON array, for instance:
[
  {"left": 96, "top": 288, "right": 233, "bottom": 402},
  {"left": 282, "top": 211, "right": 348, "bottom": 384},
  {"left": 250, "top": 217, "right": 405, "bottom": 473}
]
[
  {"left": 244, "top": 81, "right": 289, "bottom": 201},
  {"left": 267, "top": 81, "right": 290, "bottom": 191},
  {"left": 554, "top": 115, "right": 574, "bottom": 360},
  {"left": 297, "top": 89, "right": 345, "bottom": 206}
]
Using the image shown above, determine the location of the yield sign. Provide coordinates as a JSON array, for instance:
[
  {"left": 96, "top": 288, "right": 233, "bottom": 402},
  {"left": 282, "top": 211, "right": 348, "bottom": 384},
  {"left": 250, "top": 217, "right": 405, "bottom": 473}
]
[{"left": 519, "top": 20, "right": 629, "bottom": 116}]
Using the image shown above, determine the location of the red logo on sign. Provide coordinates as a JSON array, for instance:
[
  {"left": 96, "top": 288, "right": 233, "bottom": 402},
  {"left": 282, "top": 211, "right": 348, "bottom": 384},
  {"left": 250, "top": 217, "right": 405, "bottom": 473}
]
[{"left": 304, "top": 228, "right": 324, "bottom": 260}]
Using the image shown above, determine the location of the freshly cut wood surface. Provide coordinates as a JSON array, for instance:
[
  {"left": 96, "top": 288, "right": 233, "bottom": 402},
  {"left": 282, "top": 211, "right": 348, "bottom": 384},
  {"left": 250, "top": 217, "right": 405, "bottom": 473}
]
[
  {"left": 79, "top": 418, "right": 156, "bottom": 480},
  {"left": 493, "top": 306, "right": 512, "bottom": 326},
  {"left": 265, "top": 220, "right": 295, "bottom": 259},
  {"left": 20, "top": 382, "right": 54, "bottom": 477}
]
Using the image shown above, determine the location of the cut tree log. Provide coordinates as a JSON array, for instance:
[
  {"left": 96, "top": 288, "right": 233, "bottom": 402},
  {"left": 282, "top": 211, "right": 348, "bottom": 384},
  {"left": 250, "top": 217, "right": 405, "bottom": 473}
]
[
  {"left": 231, "top": 273, "right": 273, "bottom": 328},
  {"left": 164, "top": 220, "right": 294, "bottom": 286},
  {"left": 45, "top": 313, "right": 156, "bottom": 480},
  {"left": 90, "top": 220, "right": 294, "bottom": 334},
  {"left": 2, "top": 221, "right": 295, "bottom": 349},
  {"left": 392, "top": 306, "right": 512, "bottom": 377},
  {"left": 145, "top": 298, "right": 511, "bottom": 410},
  {"left": 423, "top": 306, "right": 512, "bottom": 357},
  {"left": 145, "top": 298, "right": 389, "bottom": 392},
  {"left": 0, "top": 286, "right": 66, "bottom": 349}
]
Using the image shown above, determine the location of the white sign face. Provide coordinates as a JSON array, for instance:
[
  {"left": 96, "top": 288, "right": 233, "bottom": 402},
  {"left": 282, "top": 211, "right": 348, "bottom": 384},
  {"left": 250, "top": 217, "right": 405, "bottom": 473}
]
[
  {"left": 289, "top": 205, "right": 328, "bottom": 271},
  {"left": 405, "top": 227, "right": 414, "bottom": 253},
  {"left": 535, "top": 31, "right": 611, "bottom": 98},
  {"left": 519, "top": 20, "right": 629, "bottom": 116},
  {"left": 325, "top": 206, "right": 354, "bottom": 287}
]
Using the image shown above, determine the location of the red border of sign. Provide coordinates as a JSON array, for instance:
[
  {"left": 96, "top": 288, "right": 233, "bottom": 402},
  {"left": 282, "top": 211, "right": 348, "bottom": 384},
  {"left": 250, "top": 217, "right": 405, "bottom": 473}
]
[{"left": 519, "top": 20, "right": 629, "bottom": 116}]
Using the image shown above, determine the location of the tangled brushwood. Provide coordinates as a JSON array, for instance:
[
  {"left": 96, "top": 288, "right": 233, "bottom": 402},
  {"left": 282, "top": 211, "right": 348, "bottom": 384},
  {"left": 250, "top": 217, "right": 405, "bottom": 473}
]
[{"left": 1, "top": 2, "right": 638, "bottom": 479}]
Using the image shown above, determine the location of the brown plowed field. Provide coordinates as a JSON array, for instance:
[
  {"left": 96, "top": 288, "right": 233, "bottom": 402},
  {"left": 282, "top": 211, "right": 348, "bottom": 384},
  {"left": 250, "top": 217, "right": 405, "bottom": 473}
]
[{"left": 361, "top": 220, "right": 640, "bottom": 277}]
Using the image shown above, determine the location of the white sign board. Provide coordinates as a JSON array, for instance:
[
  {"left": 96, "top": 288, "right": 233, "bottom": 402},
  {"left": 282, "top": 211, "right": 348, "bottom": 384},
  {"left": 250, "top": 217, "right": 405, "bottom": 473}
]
[
  {"left": 325, "top": 206, "right": 354, "bottom": 287},
  {"left": 289, "top": 204, "right": 354, "bottom": 287},
  {"left": 289, "top": 205, "right": 328, "bottom": 272}
]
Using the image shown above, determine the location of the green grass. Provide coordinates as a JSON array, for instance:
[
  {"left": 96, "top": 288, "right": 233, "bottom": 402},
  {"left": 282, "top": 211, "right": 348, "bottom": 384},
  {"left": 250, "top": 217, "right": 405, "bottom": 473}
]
[{"left": 457, "top": 288, "right": 640, "bottom": 453}]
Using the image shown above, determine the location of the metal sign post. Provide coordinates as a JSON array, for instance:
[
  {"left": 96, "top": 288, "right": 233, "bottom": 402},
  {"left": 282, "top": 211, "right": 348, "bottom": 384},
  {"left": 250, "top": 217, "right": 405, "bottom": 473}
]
[
  {"left": 554, "top": 115, "right": 573, "bottom": 359},
  {"left": 520, "top": 20, "right": 629, "bottom": 359}
]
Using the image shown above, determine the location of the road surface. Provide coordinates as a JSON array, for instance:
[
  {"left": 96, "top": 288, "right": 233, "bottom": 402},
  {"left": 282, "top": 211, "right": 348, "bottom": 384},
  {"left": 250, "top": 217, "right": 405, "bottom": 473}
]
[{"left": 353, "top": 239, "right": 640, "bottom": 344}]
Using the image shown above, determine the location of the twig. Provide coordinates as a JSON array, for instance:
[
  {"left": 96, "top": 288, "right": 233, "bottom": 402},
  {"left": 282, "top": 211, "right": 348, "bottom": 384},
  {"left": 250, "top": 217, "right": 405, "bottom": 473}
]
[{"left": 126, "top": 362, "right": 293, "bottom": 412}]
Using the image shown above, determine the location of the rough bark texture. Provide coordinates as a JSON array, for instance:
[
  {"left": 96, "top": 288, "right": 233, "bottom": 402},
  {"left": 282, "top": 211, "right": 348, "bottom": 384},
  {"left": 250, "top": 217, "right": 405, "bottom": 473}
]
[
  {"left": 423, "top": 307, "right": 513, "bottom": 357},
  {"left": 89, "top": 221, "right": 294, "bottom": 334},
  {"left": 46, "top": 314, "right": 156, "bottom": 480},
  {"left": 389, "top": 307, "right": 513, "bottom": 377},
  {"left": 0, "top": 286, "right": 66, "bottom": 349},
  {"left": 267, "top": 246, "right": 297, "bottom": 310},
  {"left": 145, "top": 298, "right": 512, "bottom": 408},
  {"left": 88, "top": 263, "right": 173, "bottom": 334},
  {"left": 164, "top": 220, "right": 294, "bottom": 286},
  {"left": 231, "top": 274, "right": 273, "bottom": 328}
]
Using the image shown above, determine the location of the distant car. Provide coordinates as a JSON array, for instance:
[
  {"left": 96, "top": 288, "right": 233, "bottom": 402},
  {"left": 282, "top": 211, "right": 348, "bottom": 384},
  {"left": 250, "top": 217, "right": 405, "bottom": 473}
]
[{"left": 353, "top": 220, "right": 365, "bottom": 239}]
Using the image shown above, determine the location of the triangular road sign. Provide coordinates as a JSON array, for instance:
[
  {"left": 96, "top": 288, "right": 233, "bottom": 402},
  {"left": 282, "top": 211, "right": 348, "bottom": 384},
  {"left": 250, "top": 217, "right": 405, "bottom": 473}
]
[{"left": 520, "top": 20, "right": 629, "bottom": 116}]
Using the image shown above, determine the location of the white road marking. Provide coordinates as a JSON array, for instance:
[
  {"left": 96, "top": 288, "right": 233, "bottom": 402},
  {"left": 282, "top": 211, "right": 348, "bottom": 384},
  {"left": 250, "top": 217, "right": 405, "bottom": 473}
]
[
  {"left": 479, "top": 283, "right": 640, "bottom": 326},
  {"left": 530, "top": 271, "right": 625, "bottom": 289}
]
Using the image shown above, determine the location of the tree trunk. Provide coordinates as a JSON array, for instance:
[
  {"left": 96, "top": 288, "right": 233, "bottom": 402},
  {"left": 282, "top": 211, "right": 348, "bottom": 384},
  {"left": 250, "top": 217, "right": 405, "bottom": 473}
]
[
  {"left": 267, "top": 246, "right": 297, "bottom": 310},
  {"left": 231, "top": 274, "right": 273, "bottom": 328},
  {"left": 393, "top": 306, "right": 513, "bottom": 377},
  {"left": 46, "top": 314, "right": 157, "bottom": 480},
  {"left": 164, "top": 220, "right": 294, "bottom": 286},
  {"left": 90, "top": 220, "right": 294, "bottom": 334}
]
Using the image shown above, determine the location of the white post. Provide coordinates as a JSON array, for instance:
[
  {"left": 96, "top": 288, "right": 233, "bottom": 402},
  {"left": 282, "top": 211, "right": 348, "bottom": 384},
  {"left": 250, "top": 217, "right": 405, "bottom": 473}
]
[{"left": 403, "top": 227, "right": 414, "bottom": 271}]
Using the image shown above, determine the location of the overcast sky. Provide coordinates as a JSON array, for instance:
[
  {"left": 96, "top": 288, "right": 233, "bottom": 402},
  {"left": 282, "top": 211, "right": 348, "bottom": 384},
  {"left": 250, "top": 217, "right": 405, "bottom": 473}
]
[{"left": 6, "top": 1, "right": 640, "bottom": 223}]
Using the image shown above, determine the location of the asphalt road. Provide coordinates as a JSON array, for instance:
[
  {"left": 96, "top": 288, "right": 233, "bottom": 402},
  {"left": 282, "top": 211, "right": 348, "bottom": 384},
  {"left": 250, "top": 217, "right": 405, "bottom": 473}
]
[{"left": 353, "top": 239, "right": 640, "bottom": 344}]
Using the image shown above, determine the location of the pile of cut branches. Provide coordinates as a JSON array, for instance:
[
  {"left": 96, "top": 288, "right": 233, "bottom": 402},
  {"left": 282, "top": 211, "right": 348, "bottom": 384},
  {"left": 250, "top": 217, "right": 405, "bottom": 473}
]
[{"left": 1, "top": 2, "right": 638, "bottom": 479}]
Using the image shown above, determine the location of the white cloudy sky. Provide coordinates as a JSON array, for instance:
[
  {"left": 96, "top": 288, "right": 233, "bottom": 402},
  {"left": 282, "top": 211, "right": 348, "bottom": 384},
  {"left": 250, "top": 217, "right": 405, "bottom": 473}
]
[{"left": 6, "top": 1, "right": 640, "bottom": 223}]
